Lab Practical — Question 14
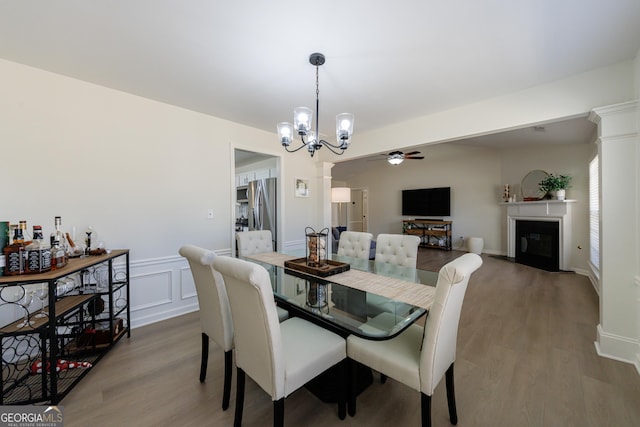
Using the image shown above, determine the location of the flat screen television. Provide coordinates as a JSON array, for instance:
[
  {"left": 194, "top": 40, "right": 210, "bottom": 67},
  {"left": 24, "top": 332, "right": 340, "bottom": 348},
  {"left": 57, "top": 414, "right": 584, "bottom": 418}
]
[{"left": 402, "top": 187, "right": 451, "bottom": 217}]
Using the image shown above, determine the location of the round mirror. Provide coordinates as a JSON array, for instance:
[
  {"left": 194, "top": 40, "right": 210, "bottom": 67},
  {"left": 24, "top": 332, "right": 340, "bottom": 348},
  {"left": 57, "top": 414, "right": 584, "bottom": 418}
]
[{"left": 521, "top": 170, "right": 549, "bottom": 200}]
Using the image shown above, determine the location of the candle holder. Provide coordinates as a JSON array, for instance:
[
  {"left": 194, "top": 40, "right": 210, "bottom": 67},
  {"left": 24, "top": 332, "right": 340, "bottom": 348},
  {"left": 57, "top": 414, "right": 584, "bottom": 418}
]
[{"left": 305, "top": 227, "right": 328, "bottom": 267}]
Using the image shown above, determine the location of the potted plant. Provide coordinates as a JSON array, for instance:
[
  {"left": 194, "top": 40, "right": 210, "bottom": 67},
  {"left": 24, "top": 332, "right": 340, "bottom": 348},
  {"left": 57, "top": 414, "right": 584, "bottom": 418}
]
[{"left": 538, "top": 174, "right": 572, "bottom": 200}]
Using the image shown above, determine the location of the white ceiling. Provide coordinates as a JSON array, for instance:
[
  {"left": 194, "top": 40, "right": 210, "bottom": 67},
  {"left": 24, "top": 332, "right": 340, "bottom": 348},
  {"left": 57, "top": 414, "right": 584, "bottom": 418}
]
[{"left": 1, "top": 1, "right": 638, "bottom": 149}]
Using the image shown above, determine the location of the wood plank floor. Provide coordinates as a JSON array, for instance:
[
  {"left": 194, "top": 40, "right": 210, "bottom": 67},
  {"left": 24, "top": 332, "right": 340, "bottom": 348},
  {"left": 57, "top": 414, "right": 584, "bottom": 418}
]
[{"left": 62, "top": 250, "right": 640, "bottom": 426}]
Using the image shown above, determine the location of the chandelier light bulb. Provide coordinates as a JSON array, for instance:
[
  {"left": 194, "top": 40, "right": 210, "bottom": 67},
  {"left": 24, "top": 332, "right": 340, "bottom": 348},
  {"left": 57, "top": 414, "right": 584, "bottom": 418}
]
[
  {"left": 294, "top": 106, "right": 312, "bottom": 135},
  {"left": 277, "top": 122, "right": 294, "bottom": 146}
]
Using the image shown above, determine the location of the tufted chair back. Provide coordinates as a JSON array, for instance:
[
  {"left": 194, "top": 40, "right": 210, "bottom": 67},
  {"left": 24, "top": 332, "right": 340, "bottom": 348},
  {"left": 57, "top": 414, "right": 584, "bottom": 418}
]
[
  {"left": 374, "top": 234, "right": 420, "bottom": 268},
  {"left": 337, "top": 231, "right": 374, "bottom": 260},
  {"left": 236, "top": 230, "right": 274, "bottom": 256},
  {"left": 419, "top": 253, "right": 482, "bottom": 395}
]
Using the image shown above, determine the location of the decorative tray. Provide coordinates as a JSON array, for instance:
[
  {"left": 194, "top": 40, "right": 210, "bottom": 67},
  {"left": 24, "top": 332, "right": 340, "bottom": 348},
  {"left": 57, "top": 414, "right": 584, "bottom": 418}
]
[{"left": 284, "top": 257, "right": 350, "bottom": 277}]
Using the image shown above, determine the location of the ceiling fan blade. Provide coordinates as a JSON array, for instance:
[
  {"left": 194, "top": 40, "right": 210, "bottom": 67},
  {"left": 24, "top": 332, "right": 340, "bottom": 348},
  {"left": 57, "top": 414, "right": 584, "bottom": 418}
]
[
  {"left": 406, "top": 156, "right": 425, "bottom": 160},
  {"left": 404, "top": 151, "right": 421, "bottom": 156}
]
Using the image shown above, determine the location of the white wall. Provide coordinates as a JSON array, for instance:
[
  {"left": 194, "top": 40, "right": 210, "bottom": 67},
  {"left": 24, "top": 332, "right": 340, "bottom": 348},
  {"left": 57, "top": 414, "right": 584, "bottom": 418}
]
[{"left": 0, "top": 59, "right": 320, "bottom": 327}]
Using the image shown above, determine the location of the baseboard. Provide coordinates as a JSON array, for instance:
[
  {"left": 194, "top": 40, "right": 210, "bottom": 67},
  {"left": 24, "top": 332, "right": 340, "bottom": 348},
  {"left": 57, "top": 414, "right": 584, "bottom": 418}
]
[
  {"left": 131, "top": 304, "right": 199, "bottom": 329},
  {"left": 595, "top": 324, "right": 639, "bottom": 367}
]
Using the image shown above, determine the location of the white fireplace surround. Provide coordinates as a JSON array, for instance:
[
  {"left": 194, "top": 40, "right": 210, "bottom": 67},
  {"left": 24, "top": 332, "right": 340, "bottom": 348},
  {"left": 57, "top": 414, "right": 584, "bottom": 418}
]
[{"left": 505, "top": 200, "right": 575, "bottom": 271}]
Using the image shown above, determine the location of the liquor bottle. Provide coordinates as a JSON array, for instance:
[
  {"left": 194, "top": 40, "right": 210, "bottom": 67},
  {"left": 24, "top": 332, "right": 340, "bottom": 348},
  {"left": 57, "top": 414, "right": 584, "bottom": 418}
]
[
  {"left": 50, "top": 216, "right": 68, "bottom": 269},
  {"left": 26, "top": 225, "right": 52, "bottom": 274},
  {"left": 3, "top": 226, "right": 27, "bottom": 275},
  {"left": 0, "top": 221, "right": 9, "bottom": 276},
  {"left": 19, "top": 220, "right": 32, "bottom": 245}
]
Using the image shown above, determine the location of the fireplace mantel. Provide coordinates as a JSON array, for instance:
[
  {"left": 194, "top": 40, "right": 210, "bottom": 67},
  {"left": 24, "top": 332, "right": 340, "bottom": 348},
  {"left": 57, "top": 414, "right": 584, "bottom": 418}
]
[{"left": 503, "top": 200, "right": 576, "bottom": 271}]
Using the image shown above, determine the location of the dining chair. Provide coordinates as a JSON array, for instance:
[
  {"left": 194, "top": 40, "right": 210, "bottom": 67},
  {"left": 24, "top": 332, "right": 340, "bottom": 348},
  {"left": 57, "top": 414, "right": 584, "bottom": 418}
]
[
  {"left": 179, "top": 245, "right": 289, "bottom": 411},
  {"left": 337, "top": 231, "right": 374, "bottom": 260},
  {"left": 236, "top": 230, "right": 274, "bottom": 256},
  {"left": 212, "top": 255, "right": 347, "bottom": 427},
  {"left": 178, "top": 244, "right": 234, "bottom": 410},
  {"left": 347, "top": 253, "right": 482, "bottom": 427},
  {"left": 374, "top": 233, "right": 421, "bottom": 268},
  {"left": 367, "top": 234, "right": 421, "bottom": 317}
]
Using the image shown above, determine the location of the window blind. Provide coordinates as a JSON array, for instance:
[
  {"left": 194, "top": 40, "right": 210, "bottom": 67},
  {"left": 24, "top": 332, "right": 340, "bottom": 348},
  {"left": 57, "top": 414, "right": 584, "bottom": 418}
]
[{"left": 589, "top": 155, "right": 599, "bottom": 271}]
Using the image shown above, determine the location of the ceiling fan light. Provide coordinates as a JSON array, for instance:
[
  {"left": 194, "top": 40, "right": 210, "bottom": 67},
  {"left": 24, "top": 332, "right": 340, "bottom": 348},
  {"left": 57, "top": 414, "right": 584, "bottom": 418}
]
[
  {"left": 294, "top": 106, "right": 312, "bottom": 135},
  {"left": 388, "top": 157, "right": 404, "bottom": 165}
]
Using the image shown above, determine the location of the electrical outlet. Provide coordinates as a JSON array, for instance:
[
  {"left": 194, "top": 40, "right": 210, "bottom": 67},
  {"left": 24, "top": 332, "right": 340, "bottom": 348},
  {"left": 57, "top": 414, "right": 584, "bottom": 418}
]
[{"left": 207, "top": 209, "right": 214, "bottom": 219}]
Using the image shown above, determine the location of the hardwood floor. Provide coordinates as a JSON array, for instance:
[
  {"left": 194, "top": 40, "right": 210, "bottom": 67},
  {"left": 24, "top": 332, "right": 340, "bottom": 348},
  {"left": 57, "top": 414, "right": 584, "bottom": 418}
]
[{"left": 62, "top": 249, "right": 640, "bottom": 426}]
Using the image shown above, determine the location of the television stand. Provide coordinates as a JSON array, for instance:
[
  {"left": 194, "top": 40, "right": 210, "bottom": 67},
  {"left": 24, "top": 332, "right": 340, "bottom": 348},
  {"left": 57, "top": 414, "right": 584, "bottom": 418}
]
[{"left": 403, "top": 219, "right": 452, "bottom": 251}]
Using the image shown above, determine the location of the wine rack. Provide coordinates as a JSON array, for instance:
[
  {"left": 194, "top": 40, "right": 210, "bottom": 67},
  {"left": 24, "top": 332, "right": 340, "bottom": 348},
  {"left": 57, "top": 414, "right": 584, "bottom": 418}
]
[{"left": 0, "top": 250, "right": 130, "bottom": 404}]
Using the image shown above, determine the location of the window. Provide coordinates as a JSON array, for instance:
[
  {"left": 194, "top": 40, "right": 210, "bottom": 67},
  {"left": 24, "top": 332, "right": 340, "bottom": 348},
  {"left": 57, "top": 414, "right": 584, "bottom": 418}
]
[{"left": 589, "top": 155, "right": 599, "bottom": 271}]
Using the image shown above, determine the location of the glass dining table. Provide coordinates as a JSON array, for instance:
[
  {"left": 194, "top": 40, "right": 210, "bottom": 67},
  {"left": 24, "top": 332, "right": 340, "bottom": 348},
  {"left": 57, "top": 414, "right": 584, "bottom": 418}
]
[{"left": 242, "top": 252, "right": 439, "bottom": 341}]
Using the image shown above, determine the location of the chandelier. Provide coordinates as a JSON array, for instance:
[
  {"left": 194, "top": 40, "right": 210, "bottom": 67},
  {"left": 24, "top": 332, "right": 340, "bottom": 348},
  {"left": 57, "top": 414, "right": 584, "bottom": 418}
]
[{"left": 277, "top": 53, "right": 354, "bottom": 157}]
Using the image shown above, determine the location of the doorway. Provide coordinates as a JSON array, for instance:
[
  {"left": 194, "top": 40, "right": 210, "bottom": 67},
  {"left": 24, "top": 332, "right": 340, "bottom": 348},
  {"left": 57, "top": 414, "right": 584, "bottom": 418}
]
[
  {"left": 348, "top": 188, "right": 368, "bottom": 232},
  {"left": 233, "top": 149, "right": 280, "bottom": 251}
]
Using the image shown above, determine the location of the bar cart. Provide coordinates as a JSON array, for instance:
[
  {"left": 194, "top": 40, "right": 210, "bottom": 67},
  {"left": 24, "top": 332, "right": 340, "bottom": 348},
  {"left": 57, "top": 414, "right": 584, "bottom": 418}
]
[{"left": 0, "top": 249, "right": 130, "bottom": 404}]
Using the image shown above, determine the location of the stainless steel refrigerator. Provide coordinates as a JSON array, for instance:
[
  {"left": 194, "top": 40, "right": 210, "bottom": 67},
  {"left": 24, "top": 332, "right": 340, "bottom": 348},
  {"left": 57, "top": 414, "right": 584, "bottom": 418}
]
[{"left": 247, "top": 177, "right": 277, "bottom": 250}]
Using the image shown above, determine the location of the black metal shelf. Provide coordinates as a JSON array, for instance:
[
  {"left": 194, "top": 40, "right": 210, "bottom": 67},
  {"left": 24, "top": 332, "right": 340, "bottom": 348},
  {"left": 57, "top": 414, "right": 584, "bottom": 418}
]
[{"left": 0, "top": 250, "right": 130, "bottom": 404}]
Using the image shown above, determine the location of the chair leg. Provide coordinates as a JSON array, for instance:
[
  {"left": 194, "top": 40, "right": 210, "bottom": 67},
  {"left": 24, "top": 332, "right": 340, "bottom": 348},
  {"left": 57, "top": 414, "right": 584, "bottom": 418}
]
[
  {"left": 199, "top": 333, "right": 209, "bottom": 382},
  {"left": 222, "top": 350, "right": 233, "bottom": 411},
  {"left": 445, "top": 363, "right": 458, "bottom": 425},
  {"left": 337, "top": 360, "right": 347, "bottom": 420},
  {"left": 234, "top": 368, "right": 245, "bottom": 427},
  {"left": 274, "top": 398, "right": 284, "bottom": 427},
  {"left": 348, "top": 359, "right": 357, "bottom": 417},
  {"left": 421, "top": 393, "right": 432, "bottom": 427}
]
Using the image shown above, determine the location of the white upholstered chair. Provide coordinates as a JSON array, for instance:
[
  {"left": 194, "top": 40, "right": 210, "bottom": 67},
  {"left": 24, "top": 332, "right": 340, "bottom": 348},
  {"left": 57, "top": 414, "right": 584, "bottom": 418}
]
[
  {"left": 374, "top": 233, "right": 421, "bottom": 268},
  {"left": 179, "top": 245, "right": 288, "bottom": 411},
  {"left": 212, "top": 256, "right": 347, "bottom": 427},
  {"left": 236, "top": 230, "right": 274, "bottom": 257},
  {"left": 367, "top": 234, "right": 421, "bottom": 316},
  {"left": 178, "top": 245, "right": 234, "bottom": 410},
  {"left": 347, "top": 253, "right": 483, "bottom": 427},
  {"left": 337, "top": 231, "right": 374, "bottom": 260}
]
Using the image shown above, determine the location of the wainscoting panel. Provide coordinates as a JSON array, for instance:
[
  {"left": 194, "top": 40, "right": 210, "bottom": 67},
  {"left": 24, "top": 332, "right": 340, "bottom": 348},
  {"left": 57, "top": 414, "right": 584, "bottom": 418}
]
[
  {"left": 130, "top": 270, "right": 173, "bottom": 311},
  {"left": 179, "top": 267, "right": 197, "bottom": 300},
  {"left": 129, "top": 249, "right": 232, "bottom": 329}
]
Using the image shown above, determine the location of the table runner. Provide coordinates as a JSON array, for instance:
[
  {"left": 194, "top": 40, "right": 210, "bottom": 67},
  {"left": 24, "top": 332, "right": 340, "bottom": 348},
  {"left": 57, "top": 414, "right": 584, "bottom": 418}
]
[{"left": 245, "top": 252, "right": 435, "bottom": 310}]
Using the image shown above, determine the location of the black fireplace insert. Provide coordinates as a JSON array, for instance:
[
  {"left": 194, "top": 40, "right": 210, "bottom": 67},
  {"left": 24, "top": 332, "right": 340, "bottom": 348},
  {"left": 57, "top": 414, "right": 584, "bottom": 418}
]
[{"left": 515, "top": 220, "right": 560, "bottom": 271}]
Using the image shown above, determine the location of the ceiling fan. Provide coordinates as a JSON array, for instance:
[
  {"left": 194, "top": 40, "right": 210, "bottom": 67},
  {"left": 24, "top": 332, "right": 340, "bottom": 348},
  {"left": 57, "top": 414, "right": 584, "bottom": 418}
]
[{"left": 383, "top": 150, "right": 424, "bottom": 165}]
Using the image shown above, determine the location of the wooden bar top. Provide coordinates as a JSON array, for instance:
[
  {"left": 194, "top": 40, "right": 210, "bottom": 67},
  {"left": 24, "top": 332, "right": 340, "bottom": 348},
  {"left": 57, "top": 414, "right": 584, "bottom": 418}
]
[{"left": 0, "top": 249, "right": 129, "bottom": 285}]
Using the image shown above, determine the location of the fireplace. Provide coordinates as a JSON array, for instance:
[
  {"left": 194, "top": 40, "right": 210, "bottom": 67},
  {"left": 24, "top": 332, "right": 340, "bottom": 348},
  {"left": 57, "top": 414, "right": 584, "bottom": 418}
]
[
  {"left": 515, "top": 220, "right": 559, "bottom": 271},
  {"left": 505, "top": 200, "right": 574, "bottom": 271}
]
